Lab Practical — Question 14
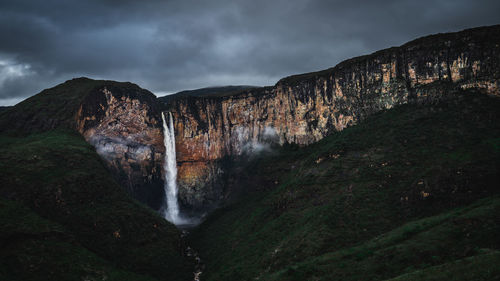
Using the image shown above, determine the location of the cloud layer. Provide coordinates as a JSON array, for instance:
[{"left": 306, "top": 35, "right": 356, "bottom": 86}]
[{"left": 1, "top": 0, "right": 499, "bottom": 105}]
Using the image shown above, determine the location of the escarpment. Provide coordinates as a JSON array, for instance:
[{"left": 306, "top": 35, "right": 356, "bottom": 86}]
[
  {"left": 163, "top": 25, "right": 500, "bottom": 211},
  {"left": 0, "top": 78, "right": 167, "bottom": 210},
  {"left": 75, "top": 82, "right": 166, "bottom": 209},
  {"left": 2, "top": 25, "right": 499, "bottom": 216}
]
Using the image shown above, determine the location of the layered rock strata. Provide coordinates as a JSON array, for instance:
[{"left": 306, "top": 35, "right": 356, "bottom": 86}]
[
  {"left": 164, "top": 25, "right": 500, "bottom": 210},
  {"left": 76, "top": 82, "right": 166, "bottom": 209}
]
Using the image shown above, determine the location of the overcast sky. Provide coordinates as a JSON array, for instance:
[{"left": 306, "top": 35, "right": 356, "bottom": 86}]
[{"left": 0, "top": 0, "right": 499, "bottom": 105}]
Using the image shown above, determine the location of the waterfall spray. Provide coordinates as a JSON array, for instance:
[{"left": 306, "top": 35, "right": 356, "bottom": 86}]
[{"left": 162, "top": 112, "right": 183, "bottom": 224}]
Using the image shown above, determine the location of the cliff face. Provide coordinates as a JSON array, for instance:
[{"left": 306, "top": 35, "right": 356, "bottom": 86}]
[
  {"left": 0, "top": 78, "right": 167, "bottom": 210},
  {"left": 164, "top": 25, "right": 500, "bottom": 210},
  {"left": 75, "top": 82, "right": 166, "bottom": 209},
  {"left": 0, "top": 79, "right": 193, "bottom": 280}
]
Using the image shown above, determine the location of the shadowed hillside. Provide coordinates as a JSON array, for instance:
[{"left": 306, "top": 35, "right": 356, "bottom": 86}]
[
  {"left": 1, "top": 25, "right": 500, "bottom": 281},
  {"left": 0, "top": 79, "right": 191, "bottom": 281},
  {"left": 158, "top": 85, "right": 258, "bottom": 104},
  {"left": 190, "top": 90, "right": 500, "bottom": 281}
]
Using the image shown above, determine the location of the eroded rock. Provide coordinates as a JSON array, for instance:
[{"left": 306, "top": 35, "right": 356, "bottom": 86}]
[
  {"left": 77, "top": 85, "right": 165, "bottom": 209},
  {"left": 164, "top": 25, "right": 500, "bottom": 210}
]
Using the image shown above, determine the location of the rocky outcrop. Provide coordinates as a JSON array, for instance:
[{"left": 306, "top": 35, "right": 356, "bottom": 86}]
[
  {"left": 75, "top": 81, "right": 166, "bottom": 209},
  {"left": 0, "top": 78, "right": 167, "bottom": 210},
  {"left": 164, "top": 25, "right": 500, "bottom": 210}
]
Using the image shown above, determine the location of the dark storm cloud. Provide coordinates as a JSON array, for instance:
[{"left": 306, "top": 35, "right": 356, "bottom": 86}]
[{"left": 1, "top": 0, "right": 499, "bottom": 105}]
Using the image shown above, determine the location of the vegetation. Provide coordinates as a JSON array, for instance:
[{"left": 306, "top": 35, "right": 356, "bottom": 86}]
[
  {"left": 0, "top": 198, "right": 158, "bottom": 281},
  {"left": 277, "top": 25, "right": 500, "bottom": 86},
  {"left": 0, "top": 78, "right": 103, "bottom": 133},
  {"left": 0, "top": 77, "right": 158, "bottom": 135},
  {"left": 0, "top": 79, "right": 191, "bottom": 281},
  {"left": 1, "top": 75, "right": 499, "bottom": 281},
  {"left": 158, "top": 85, "right": 259, "bottom": 103},
  {"left": 190, "top": 91, "right": 500, "bottom": 280}
]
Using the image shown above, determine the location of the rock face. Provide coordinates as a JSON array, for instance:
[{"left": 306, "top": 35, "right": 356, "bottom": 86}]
[
  {"left": 76, "top": 82, "right": 166, "bottom": 209},
  {"left": 163, "top": 25, "right": 500, "bottom": 211},
  {"left": 0, "top": 78, "right": 169, "bottom": 211}
]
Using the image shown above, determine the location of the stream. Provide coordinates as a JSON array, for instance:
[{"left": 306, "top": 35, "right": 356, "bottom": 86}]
[{"left": 181, "top": 230, "right": 204, "bottom": 281}]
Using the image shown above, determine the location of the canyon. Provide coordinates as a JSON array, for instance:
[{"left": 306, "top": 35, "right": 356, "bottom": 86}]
[
  {"left": 3, "top": 26, "right": 498, "bottom": 217},
  {"left": 0, "top": 24, "right": 499, "bottom": 281}
]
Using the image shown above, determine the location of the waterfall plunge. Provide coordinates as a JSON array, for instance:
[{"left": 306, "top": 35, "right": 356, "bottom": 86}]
[{"left": 161, "top": 112, "right": 183, "bottom": 225}]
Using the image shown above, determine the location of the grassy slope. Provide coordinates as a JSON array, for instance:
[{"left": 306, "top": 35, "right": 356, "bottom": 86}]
[
  {"left": 0, "top": 77, "right": 159, "bottom": 134},
  {"left": 0, "top": 79, "right": 191, "bottom": 280},
  {"left": 191, "top": 91, "right": 500, "bottom": 281},
  {"left": 0, "top": 198, "right": 158, "bottom": 281},
  {"left": 0, "top": 78, "right": 103, "bottom": 133},
  {"left": 0, "top": 130, "right": 191, "bottom": 281}
]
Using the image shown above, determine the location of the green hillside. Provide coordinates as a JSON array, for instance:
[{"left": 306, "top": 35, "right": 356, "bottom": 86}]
[
  {"left": 190, "top": 90, "right": 500, "bottom": 281},
  {"left": 0, "top": 80, "right": 191, "bottom": 281},
  {"left": 0, "top": 77, "right": 160, "bottom": 135},
  {"left": 2, "top": 78, "right": 499, "bottom": 281}
]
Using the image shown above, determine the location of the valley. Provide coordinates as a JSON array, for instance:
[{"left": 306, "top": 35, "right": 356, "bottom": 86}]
[{"left": 0, "top": 25, "right": 499, "bottom": 281}]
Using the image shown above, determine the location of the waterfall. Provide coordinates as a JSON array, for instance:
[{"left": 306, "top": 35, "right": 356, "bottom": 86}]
[{"left": 161, "top": 112, "right": 183, "bottom": 225}]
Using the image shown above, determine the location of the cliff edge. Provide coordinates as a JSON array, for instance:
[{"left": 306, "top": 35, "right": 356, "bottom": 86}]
[{"left": 163, "top": 25, "right": 500, "bottom": 211}]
